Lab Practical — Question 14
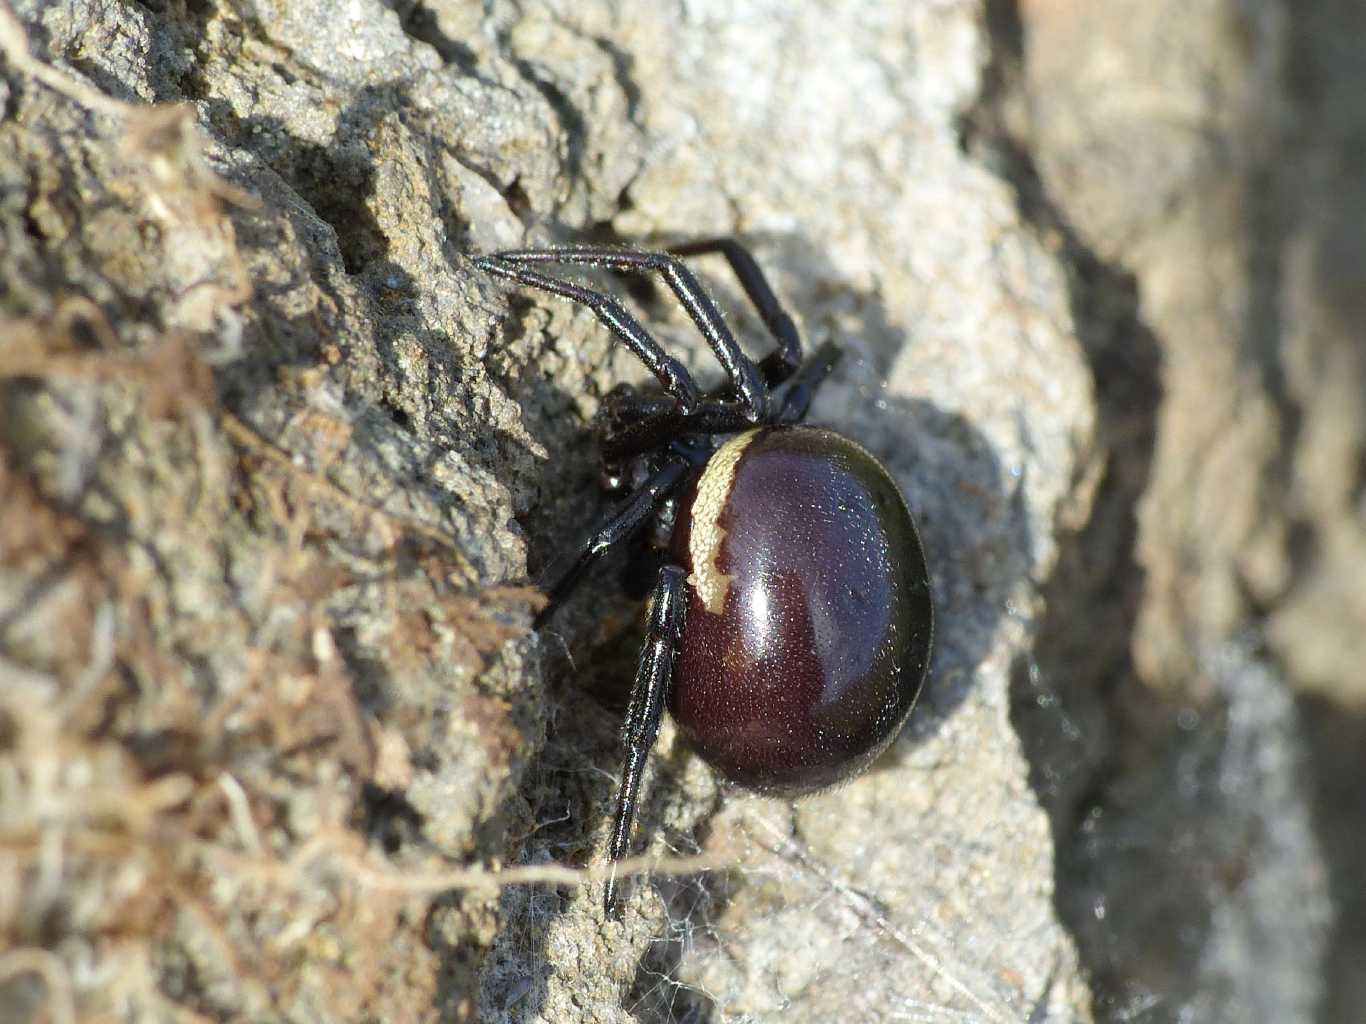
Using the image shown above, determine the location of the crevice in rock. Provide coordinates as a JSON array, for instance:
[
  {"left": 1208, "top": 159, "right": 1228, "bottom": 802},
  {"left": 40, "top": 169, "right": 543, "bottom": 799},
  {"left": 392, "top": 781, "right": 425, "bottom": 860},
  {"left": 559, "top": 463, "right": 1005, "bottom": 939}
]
[
  {"left": 380, "top": 0, "right": 480, "bottom": 72},
  {"left": 965, "top": 0, "right": 1168, "bottom": 1014}
]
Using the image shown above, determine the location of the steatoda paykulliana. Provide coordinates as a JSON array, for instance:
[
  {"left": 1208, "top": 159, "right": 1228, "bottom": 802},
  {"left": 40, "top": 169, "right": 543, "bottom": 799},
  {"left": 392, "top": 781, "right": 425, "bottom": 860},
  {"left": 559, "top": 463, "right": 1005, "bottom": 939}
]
[{"left": 473, "top": 240, "right": 934, "bottom": 915}]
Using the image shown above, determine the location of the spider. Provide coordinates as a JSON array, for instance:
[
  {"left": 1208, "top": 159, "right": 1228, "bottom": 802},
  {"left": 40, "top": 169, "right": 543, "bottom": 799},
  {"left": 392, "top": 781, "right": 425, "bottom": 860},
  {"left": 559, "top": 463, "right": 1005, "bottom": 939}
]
[{"left": 474, "top": 240, "right": 934, "bottom": 914}]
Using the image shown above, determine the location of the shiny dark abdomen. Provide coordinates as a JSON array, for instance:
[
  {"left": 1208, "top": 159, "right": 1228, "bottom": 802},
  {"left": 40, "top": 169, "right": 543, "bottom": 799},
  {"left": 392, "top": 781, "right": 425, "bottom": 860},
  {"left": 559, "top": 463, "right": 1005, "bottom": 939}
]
[{"left": 668, "top": 427, "right": 933, "bottom": 793}]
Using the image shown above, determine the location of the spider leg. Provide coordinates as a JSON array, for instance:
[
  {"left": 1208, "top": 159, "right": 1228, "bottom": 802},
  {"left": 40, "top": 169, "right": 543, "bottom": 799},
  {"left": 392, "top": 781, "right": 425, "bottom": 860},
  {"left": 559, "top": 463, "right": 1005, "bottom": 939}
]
[
  {"left": 669, "top": 238, "right": 803, "bottom": 387},
  {"left": 777, "top": 341, "right": 842, "bottom": 423},
  {"left": 595, "top": 336, "right": 839, "bottom": 462},
  {"left": 474, "top": 256, "right": 700, "bottom": 413},
  {"left": 604, "top": 562, "right": 686, "bottom": 917},
  {"left": 594, "top": 387, "right": 686, "bottom": 465},
  {"left": 483, "top": 248, "right": 768, "bottom": 422},
  {"left": 535, "top": 456, "right": 690, "bottom": 627},
  {"left": 598, "top": 395, "right": 764, "bottom": 463},
  {"left": 594, "top": 303, "right": 828, "bottom": 452}
]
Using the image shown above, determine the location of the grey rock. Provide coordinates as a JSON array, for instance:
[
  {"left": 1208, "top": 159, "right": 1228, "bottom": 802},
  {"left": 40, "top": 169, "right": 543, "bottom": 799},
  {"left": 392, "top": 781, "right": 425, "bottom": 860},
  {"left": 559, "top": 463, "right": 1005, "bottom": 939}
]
[
  {"left": 995, "top": 0, "right": 1341, "bottom": 1019},
  {"left": 4, "top": 0, "right": 1349, "bottom": 1022}
]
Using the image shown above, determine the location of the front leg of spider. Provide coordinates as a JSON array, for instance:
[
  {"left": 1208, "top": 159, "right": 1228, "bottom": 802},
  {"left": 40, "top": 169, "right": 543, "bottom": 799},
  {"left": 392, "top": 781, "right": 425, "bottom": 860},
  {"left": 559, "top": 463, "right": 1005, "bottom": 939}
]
[
  {"left": 472, "top": 255, "right": 701, "bottom": 414},
  {"left": 604, "top": 563, "right": 686, "bottom": 916},
  {"left": 482, "top": 246, "right": 768, "bottom": 421},
  {"left": 667, "top": 238, "right": 802, "bottom": 386}
]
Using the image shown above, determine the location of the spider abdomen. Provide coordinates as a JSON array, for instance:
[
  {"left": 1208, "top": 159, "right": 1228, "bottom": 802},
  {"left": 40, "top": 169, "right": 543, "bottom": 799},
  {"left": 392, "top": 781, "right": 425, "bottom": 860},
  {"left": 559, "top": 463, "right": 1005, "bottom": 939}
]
[{"left": 668, "top": 426, "right": 934, "bottom": 793}]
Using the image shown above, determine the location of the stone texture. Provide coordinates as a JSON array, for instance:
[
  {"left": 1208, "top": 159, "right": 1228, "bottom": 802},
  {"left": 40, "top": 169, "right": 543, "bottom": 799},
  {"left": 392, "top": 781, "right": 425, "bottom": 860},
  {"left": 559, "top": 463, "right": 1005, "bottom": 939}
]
[
  {"left": 989, "top": 0, "right": 1351, "bottom": 1019},
  {"left": 0, "top": 0, "right": 1355, "bottom": 1022}
]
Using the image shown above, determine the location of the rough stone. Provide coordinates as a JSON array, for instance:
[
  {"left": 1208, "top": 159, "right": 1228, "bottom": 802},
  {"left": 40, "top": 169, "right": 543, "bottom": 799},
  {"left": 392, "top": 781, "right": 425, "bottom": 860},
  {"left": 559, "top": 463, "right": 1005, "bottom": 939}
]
[{"left": 1, "top": 1, "right": 1354, "bottom": 1022}]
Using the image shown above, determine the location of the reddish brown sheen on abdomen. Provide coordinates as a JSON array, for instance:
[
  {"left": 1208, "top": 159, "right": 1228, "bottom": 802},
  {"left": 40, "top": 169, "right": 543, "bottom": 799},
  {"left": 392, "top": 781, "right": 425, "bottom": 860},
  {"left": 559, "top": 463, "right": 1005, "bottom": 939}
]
[{"left": 668, "top": 426, "right": 932, "bottom": 794}]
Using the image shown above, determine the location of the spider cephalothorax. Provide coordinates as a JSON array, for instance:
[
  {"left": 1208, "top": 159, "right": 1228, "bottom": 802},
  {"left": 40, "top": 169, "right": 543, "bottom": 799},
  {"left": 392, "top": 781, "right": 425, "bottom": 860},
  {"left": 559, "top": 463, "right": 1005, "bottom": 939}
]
[{"left": 475, "top": 241, "right": 933, "bottom": 914}]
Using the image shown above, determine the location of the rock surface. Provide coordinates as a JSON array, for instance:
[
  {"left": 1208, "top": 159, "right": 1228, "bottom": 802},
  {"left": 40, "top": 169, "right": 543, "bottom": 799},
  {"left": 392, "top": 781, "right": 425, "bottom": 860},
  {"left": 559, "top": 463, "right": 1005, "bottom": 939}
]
[{"left": 0, "top": 1, "right": 1354, "bottom": 1022}]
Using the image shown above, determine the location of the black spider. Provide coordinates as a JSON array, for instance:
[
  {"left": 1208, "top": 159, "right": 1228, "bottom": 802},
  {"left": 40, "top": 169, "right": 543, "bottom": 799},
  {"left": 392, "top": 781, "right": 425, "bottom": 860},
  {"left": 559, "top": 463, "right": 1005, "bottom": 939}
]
[{"left": 474, "top": 240, "right": 934, "bottom": 914}]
